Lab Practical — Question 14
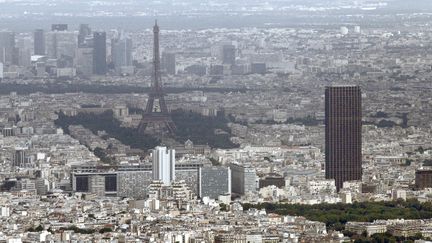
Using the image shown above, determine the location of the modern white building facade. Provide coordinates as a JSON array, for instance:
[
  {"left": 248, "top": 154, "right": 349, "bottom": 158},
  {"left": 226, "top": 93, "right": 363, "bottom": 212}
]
[{"left": 152, "top": 146, "right": 175, "bottom": 186}]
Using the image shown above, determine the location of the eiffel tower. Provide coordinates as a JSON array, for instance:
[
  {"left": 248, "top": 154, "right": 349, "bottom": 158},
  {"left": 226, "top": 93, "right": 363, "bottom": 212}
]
[{"left": 138, "top": 21, "right": 176, "bottom": 135}]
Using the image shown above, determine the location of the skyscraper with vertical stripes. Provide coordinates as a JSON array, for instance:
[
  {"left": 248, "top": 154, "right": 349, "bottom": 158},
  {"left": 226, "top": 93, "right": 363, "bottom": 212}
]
[{"left": 152, "top": 146, "right": 175, "bottom": 186}]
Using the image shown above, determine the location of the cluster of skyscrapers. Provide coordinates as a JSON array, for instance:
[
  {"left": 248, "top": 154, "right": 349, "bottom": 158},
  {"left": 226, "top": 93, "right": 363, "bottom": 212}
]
[{"left": 0, "top": 23, "right": 134, "bottom": 78}]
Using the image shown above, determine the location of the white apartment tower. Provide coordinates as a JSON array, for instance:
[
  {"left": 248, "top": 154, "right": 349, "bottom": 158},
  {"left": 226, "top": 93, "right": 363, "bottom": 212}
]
[{"left": 152, "top": 146, "right": 175, "bottom": 185}]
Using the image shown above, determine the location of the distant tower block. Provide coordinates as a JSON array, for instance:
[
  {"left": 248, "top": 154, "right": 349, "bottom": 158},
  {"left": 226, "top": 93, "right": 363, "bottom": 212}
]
[
  {"left": 162, "top": 52, "right": 176, "bottom": 75},
  {"left": 222, "top": 44, "right": 236, "bottom": 65},
  {"left": 138, "top": 21, "right": 176, "bottom": 135},
  {"left": 325, "top": 86, "right": 362, "bottom": 191},
  {"left": 93, "top": 31, "right": 107, "bottom": 75},
  {"left": 34, "top": 29, "right": 45, "bottom": 55}
]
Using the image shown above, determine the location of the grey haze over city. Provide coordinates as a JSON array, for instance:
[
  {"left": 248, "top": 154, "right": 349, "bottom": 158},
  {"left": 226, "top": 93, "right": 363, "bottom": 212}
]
[{"left": 1, "top": 0, "right": 432, "bottom": 30}]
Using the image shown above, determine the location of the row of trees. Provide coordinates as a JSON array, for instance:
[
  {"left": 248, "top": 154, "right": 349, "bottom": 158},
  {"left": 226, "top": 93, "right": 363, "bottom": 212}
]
[
  {"left": 0, "top": 83, "right": 246, "bottom": 95},
  {"left": 171, "top": 109, "right": 239, "bottom": 149},
  {"left": 242, "top": 199, "right": 432, "bottom": 231},
  {"left": 55, "top": 109, "right": 239, "bottom": 151},
  {"left": 344, "top": 231, "right": 427, "bottom": 243},
  {"left": 93, "top": 147, "right": 116, "bottom": 164},
  {"left": 252, "top": 115, "right": 321, "bottom": 126},
  {"left": 55, "top": 111, "right": 160, "bottom": 151},
  {"left": 27, "top": 225, "right": 113, "bottom": 234}
]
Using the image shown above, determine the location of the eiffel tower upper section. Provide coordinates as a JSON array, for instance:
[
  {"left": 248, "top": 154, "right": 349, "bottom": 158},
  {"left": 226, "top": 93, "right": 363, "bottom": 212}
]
[{"left": 138, "top": 21, "right": 176, "bottom": 135}]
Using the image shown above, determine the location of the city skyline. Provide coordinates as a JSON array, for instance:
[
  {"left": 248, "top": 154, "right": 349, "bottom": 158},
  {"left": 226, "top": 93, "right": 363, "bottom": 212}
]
[{"left": 1, "top": 1, "right": 432, "bottom": 242}]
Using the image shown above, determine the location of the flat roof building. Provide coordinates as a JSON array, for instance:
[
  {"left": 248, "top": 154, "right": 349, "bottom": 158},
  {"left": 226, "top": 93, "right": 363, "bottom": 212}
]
[{"left": 325, "top": 86, "right": 362, "bottom": 191}]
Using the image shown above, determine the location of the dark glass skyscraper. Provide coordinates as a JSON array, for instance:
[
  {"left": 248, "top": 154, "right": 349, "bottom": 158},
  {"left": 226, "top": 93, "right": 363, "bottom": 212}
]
[
  {"left": 325, "top": 86, "right": 362, "bottom": 191},
  {"left": 93, "top": 31, "right": 107, "bottom": 75},
  {"left": 34, "top": 29, "right": 45, "bottom": 55}
]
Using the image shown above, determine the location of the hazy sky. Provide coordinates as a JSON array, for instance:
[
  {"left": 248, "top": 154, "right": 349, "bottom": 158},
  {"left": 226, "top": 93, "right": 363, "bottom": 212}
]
[{"left": 0, "top": 0, "right": 431, "bottom": 31}]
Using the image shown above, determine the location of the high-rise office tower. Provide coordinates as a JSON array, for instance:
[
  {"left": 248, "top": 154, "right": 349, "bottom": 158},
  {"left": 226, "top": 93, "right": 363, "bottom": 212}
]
[
  {"left": 162, "top": 52, "right": 176, "bottom": 75},
  {"left": 0, "top": 31, "right": 15, "bottom": 65},
  {"left": 199, "top": 166, "right": 231, "bottom": 199},
  {"left": 222, "top": 44, "right": 236, "bottom": 65},
  {"left": 46, "top": 30, "right": 77, "bottom": 59},
  {"left": 34, "top": 29, "right": 45, "bottom": 55},
  {"left": 152, "top": 146, "right": 175, "bottom": 186},
  {"left": 75, "top": 47, "right": 93, "bottom": 77},
  {"left": 93, "top": 31, "right": 107, "bottom": 75},
  {"left": 415, "top": 170, "right": 432, "bottom": 190},
  {"left": 111, "top": 34, "right": 133, "bottom": 75},
  {"left": 16, "top": 36, "right": 32, "bottom": 67},
  {"left": 45, "top": 32, "right": 56, "bottom": 58},
  {"left": 13, "top": 149, "right": 26, "bottom": 167},
  {"left": 230, "top": 163, "right": 257, "bottom": 195},
  {"left": 78, "top": 24, "right": 91, "bottom": 47},
  {"left": 325, "top": 86, "right": 362, "bottom": 191}
]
